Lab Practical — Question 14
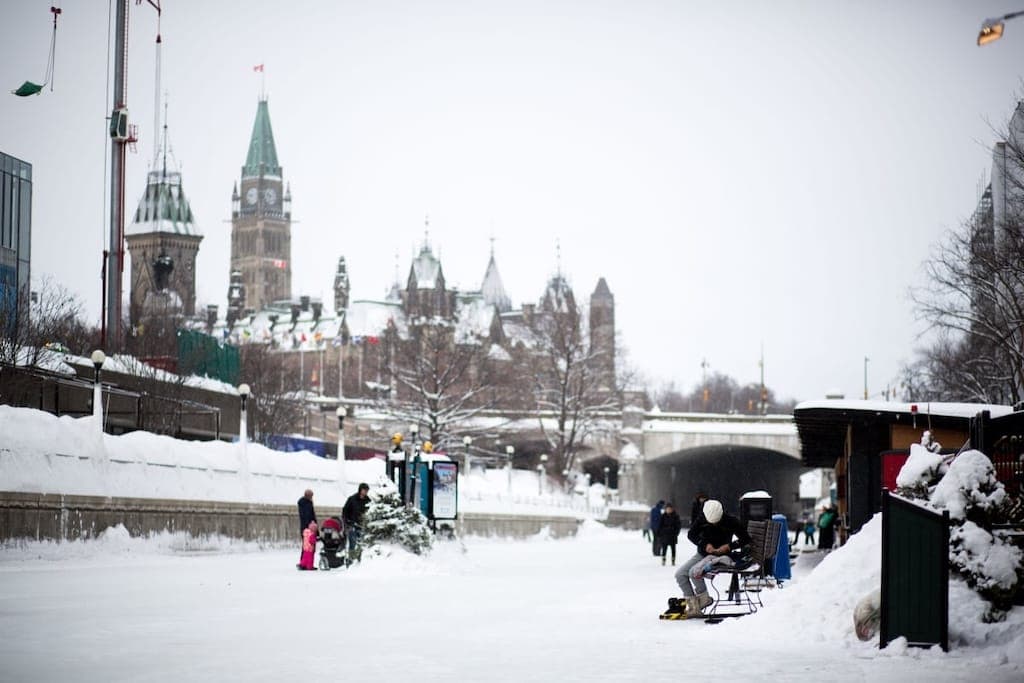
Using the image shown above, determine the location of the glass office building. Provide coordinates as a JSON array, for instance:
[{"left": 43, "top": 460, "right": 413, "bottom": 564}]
[{"left": 1, "top": 152, "right": 32, "bottom": 337}]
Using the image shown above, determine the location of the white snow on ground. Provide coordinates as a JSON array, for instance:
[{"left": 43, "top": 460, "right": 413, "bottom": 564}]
[
  {"left": 1, "top": 521, "right": 1022, "bottom": 681},
  {"left": 3, "top": 404, "right": 1023, "bottom": 680}
]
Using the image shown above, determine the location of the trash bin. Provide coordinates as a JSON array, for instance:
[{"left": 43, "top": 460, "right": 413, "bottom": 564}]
[
  {"left": 739, "top": 490, "right": 772, "bottom": 525},
  {"left": 771, "top": 513, "right": 792, "bottom": 581}
]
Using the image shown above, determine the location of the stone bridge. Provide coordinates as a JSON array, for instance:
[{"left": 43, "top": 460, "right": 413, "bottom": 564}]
[
  {"left": 618, "top": 411, "right": 804, "bottom": 522},
  {"left": 331, "top": 403, "right": 805, "bottom": 521}
]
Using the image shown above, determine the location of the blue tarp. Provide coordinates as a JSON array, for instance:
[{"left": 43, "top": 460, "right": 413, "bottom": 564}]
[
  {"left": 771, "top": 513, "right": 792, "bottom": 580},
  {"left": 266, "top": 434, "right": 328, "bottom": 457}
]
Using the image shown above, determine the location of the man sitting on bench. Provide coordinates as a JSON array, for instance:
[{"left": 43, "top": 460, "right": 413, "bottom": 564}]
[{"left": 674, "top": 499, "right": 752, "bottom": 616}]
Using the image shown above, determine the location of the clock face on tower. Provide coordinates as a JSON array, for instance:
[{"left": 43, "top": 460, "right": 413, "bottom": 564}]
[
  {"left": 263, "top": 188, "right": 277, "bottom": 206},
  {"left": 245, "top": 187, "right": 258, "bottom": 205}
]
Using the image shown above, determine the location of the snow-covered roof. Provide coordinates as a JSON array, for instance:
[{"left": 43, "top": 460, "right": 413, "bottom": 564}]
[
  {"left": 795, "top": 399, "right": 1015, "bottom": 420},
  {"left": 643, "top": 419, "right": 797, "bottom": 436},
  {"left": 481, "top": 253, "right": 511, "bottom": 312},
  {"left": 127, "top": 169, "right": 200, "bottom": 237},
  {"left": 454, "top": 296, "right": 495, "bottom": 343},
  {"left": 346, "top": 300, "right": 404, "bottom": 338},
  {"left": 410, "top": 244, "right": 442, "bottom": 289}
]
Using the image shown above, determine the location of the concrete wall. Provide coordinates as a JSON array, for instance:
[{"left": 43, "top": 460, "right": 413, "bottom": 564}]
[
  {"left": 604, "top": 507, "right": 647, "bottom": 530},
  {"left": 457, "top": 512, "right": 581, "bottom": 539},
  {"left": 0, "top": 492, "right": 581, "bottom": 543}
]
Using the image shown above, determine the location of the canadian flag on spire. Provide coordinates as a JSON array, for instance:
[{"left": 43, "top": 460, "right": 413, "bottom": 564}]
[{"left": 253, "top": 64, "right": 264, "bottom": 72}]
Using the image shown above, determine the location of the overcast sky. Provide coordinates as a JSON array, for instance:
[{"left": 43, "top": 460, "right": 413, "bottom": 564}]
[{"left": 3, "top": 0, "right": 1024, "bottom": 403}]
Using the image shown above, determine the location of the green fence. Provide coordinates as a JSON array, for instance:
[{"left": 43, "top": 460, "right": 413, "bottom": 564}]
[
  {"left": 176, "top": 329, "right": 240, "bottom": 386},
  {"left": 880, "top": 489, "right": 949, "bottom": 651}
]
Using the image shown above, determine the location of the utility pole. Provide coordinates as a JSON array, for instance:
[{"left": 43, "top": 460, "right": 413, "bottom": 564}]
[
  {"left": 759, "top": 343, "right": 767, "bottom": 415},
  {"left": 863, "top": 356, "right": 870, "bottom": 400},
  {"left": 103, "top": 0, "right": 131, "bottom": 348},
  {"left": 700, "top": 358, "right": 709, "bottom": 411}
]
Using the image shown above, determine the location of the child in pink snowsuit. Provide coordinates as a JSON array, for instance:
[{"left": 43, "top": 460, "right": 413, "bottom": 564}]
[{"left": 299, "top": 521, "right": 318, "bottom": 570}]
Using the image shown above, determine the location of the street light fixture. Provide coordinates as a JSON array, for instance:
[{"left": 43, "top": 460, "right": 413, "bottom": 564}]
[
  {"left": 90, "top": 349, "right": 106, "bottom": 426},
  {"left": 978, "top": 11, "right": 1024, "bottom": 46},
  {"left": 335, "top": 406, "right": 347, "bottom": 460},
  {"left": 238, "top": 383, "right": 251, "bottom": 445}
]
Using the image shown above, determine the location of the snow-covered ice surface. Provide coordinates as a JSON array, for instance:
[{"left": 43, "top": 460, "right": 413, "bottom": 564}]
[{"left": 2, "top": 520, "right": 1022, "bottom": 682}]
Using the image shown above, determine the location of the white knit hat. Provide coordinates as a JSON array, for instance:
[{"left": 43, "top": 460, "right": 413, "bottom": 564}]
[{"left": 703, "top": 499, "right": 724, "bottom": 524}]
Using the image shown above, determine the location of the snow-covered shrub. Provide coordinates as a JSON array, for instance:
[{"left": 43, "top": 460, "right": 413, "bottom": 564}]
[
  {"left": 930, "top": 450, "right": 1006, "bottom": 523},
  {"left": 949, "top": 521, "right": 1023, "bottom": 615},
  {"left": 358, "top": 481, "right": 433, "bottom": 556},
  {"left": 920, "top": 449, "right": 1021, "bottom": 616},
  {"left": 895, "top": 443, "right": 947, "bottom": 500}
]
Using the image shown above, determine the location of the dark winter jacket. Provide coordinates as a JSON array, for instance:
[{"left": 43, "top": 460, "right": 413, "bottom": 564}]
[
  {"left": 686, "top": 513, "right": 751, "bottom": 557},
  {"left": 657, "top": 510, "right": 682, "bottom": 544},
  {"left": 343, "top": 493, "right": 370, "bottom": 528},
  {"left": 649, "top": 502, "right": 664, "bottom": 532},
  {"left": 690, "top": 498, "right": 707, "bottom": 527},
  {"left": 297, "top": 496, "right": 316, "bottom": 532}
]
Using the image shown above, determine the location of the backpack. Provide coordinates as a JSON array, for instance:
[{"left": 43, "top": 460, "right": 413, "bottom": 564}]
[{"left": 818, "top": 510, "right": 836, "bottom": 529}]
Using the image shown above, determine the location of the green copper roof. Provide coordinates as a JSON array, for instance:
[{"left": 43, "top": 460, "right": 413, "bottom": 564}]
[
  {"left": 127, "top": 169, "right": 200, "bottom": 237},
  {"left": 242, "top": 99, "right": 281, "bottom": 178}
]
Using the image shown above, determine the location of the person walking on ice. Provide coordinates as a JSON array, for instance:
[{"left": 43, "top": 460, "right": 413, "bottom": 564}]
[
  {"left": 674, "top": 499, "right": 751, "bottom": 615},
  {"left": 658, "top": 502, "right": 682, "bottom": 566}
]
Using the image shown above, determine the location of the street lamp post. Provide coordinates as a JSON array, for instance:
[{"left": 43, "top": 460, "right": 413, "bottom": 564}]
[
  {"left": 863, "top": 356, "right": 870, "bottom": 400},
  {"left": 505, "top": 445, "right": 514, "bottom": 497},
  {"left": 462, "top": 435, "right": 472, "bottom": 477},
  {"left": 408, "top": 423, "right": 420, "bottom": 507},
  {"left": 538, "top": 453, "right": 548, "bottom": 495},
  {"left": 978, "top": 10, "right": 1024, "bottom": 45},
  {"left": 238, "top": 383, "right": 250, "bottom": 445},
  {"left": 335, "top": 406, "right": 347, "bottom": 460},
  {"left": 90, "top": 349, "right": 106, "bottom": 429}
]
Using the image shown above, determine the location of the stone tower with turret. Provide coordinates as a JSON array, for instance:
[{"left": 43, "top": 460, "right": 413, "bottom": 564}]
[
  {"left": 125, "top": 116, "right": 202, "bottom": 329},
  {"left": 589, "top": 277, "right": 615, "bottom": 391},
  {"left": 229, "top": 97, "right": 292, "bottom": 314}
]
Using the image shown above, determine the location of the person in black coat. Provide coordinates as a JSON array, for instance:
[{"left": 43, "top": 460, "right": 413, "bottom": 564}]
[
  {"left": 690, "top": 491, "right": 708, "bottom": 528},
  {"left": 658, "top": 502, "right": 683, "bottom": 566},
  {"left": 296, "top": 489, "right": 317, "bottom": 568},
  {"left": 342, "top": 483, "right": 371, "bottom": 557},
  {"left": 674, "top": 499, "right": 752, "bottom": 615},
  {"left": 297, "top": 489, "right": 316, "bottom": 537}
]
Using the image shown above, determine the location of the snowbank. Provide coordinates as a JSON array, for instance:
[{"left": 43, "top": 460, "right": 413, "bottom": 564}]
[{"left": 721, "top": 513, "right": 1024, "bottom": 659}]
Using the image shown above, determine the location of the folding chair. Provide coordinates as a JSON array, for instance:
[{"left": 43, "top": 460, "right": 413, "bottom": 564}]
[{"left": 705, "top": 519, "right": 781, "bottom": 618}]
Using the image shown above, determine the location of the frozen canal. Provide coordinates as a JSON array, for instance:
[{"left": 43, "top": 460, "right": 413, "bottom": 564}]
[{"left": 1, "top": 521, "right": 1020, "bottom": 682}]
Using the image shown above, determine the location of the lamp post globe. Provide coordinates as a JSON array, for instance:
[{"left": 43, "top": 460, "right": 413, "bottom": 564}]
[
  {"left": 90, "top": 349, "right": 106, "bottom": 425},
  {"left": 335, "top": 406, "right": 347, "bottom": 460},
  {"left": 237, "top": 383, "right": 251, "bottom": 445}
]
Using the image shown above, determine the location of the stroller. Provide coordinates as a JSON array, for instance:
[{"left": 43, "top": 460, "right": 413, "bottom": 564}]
[{"left": 318, "top": 516, "right": 348, "bottom": 570}]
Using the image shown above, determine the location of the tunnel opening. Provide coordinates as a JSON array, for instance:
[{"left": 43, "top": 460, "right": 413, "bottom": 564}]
[{"left": 642, "top": 446, "right": 807, "bottom": 525}]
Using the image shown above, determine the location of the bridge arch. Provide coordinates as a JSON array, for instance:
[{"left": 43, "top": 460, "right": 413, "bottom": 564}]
[{"left": 640, "top": 444, "right": 806, "bottom": 524}]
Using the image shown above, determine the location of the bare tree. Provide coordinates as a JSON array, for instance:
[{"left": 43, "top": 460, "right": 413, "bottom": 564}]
[
  {"left": 526, "top": 298, "right": 619, "bottom": 475},
  {"left": 384, "top": 323, "right": 495, "bottom": 448},
  {"left": 910, "top": 210, "right": 1024, "bottom": 405},
  {"left": 239, "top": 343, "right": 305, "bottom": 443},
  {"left": 0, "top": 277, "right": 96, "bottom": 366}
]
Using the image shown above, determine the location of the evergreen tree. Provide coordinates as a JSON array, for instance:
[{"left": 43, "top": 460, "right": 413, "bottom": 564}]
[{"left": 358, "top": 484, "right": 433, "bottom": 556}]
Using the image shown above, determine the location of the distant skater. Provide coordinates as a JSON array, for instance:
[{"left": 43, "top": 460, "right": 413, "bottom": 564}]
[{"left": 658, "top": 502, "right": 682, "bottom": 566}]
